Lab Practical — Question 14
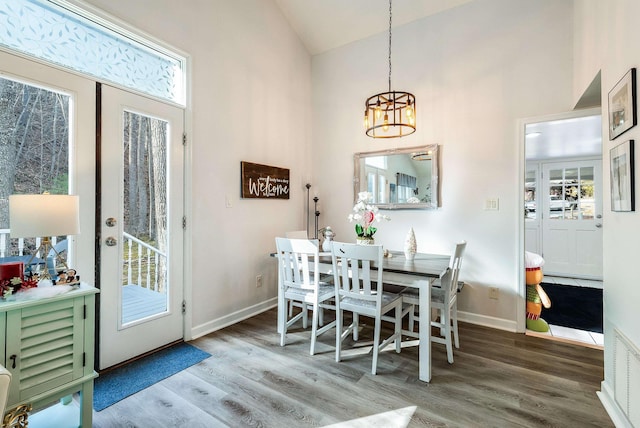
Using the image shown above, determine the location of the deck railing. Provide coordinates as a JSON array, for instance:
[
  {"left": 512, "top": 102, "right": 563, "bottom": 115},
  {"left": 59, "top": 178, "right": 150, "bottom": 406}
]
[
  {"left": 122, "top": 232, "right": 166, "bottom": 293},
  {"left": 0, "top": 228, "right": 63, "bottom": 260},
  {"left": 1, "top": 229, "right": 165, "bottom": 293}
]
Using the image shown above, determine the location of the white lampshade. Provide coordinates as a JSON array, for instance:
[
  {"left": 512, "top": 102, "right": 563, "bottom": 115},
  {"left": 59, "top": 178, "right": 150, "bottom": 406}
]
[{"left": 9, "top": 194, "right": 80, "bottom": 238}]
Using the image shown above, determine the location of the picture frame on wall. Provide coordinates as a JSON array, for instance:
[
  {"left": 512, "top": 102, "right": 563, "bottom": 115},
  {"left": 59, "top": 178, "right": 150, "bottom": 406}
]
[
  {"left": 610, "top": 139, "right": 634, "bottom": 212},
  {"left": 608, "top": 68, "right": 636, "bottom": 140}
]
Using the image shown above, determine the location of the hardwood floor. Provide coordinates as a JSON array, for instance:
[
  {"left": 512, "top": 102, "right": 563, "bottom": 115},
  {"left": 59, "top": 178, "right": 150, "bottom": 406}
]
[{"left": 92, "top": 308, "right": 612, "bottom": 427}]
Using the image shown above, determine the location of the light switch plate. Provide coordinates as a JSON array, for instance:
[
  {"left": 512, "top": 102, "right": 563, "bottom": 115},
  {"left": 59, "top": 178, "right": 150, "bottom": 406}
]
[{"left": 484, "top": 198, "right": 499, "bottom": 211}]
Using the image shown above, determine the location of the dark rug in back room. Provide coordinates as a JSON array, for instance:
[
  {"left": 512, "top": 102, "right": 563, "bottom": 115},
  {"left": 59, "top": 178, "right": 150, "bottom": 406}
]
[{"left": 538, "top": 282, "right": 603, "bottom": 333}]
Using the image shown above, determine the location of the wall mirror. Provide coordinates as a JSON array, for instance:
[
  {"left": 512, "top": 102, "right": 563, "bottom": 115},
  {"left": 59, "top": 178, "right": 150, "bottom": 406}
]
[{"left": 354, "top": 144, "right": 439, "bottom": 209}]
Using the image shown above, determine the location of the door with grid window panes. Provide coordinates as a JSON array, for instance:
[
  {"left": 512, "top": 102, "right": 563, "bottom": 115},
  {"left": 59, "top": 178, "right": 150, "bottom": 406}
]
[{"left": 542, "top": 161, "right": 602, "bottom": 278}]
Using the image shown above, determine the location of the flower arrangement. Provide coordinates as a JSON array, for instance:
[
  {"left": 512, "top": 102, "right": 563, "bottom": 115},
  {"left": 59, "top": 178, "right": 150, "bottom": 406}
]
[{"left": 348, "top": 192, "right": 390, "bottom": 239}]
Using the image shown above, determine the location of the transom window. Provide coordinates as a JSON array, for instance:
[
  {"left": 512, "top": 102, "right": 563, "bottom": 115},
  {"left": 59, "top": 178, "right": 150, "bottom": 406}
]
[{"left": 0, "top": 0, "right": 186, "bottom": 105}]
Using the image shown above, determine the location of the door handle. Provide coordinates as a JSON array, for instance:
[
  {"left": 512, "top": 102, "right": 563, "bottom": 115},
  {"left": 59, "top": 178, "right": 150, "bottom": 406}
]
[
  {"left": 105, "top": 237, "right": 118, "bottom": 246},
  {"left": 595, "top": 223, "right": 602, "bottom": 228}
]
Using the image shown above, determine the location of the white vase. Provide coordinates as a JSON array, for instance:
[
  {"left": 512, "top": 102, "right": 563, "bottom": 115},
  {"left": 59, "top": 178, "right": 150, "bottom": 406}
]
[
  {"left": 356, "top": 237, "right": 375, "bottom": 245},
  {"left": 404, "top": 227, "right": 417, "bottom": 260}
]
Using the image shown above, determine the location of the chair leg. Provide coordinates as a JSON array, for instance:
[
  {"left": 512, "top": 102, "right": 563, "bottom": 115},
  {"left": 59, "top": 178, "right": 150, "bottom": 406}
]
[
  {"left": 310, "top": 303, "right": 320, "bottom": 355},
  {"left": 335, "top": 309, "right": 343, "bottom": 363},
  {"left": 452, "top": 302, "right": 460, "bottom": 349},
  {"left": 408, "top": 308, "right": 416, "bottom": 332},
  {"left": 372, "top": 315, "right": 382, "bottom": 375},
  {"left": 395, "top": 305, "right": 402, "bottom": 353},
  {"left": 280, "top": 304, "right": 287, "bottom": 347},
  {"left": 353, "top": 313, "right": 359, "bottom": 341},
  {"left": 441, "top": 307, "right": 454, "bottom": 364},
  {"left": 302, "top": 303, "right": 308, "bottom": 329}
]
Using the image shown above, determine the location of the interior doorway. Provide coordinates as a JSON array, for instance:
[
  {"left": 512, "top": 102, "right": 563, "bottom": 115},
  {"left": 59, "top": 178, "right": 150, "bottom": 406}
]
[{"left": 521, "top": 107, "right": 604, "bottom": 347}]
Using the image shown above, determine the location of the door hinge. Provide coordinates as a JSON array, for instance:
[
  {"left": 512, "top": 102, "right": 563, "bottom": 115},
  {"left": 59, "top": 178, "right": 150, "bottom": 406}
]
[
  {"left": 83, "top": 304, "right": 86, "bottom": 319},
  {"left": 182, "top": 133, "right": 187, "bottom": 145},
  {"left": 182, "top": 300, "right": 186, "bottom": 314},
  {"left": 182, "top": 216, "right": 187, "bottom": 229},
  {"left": 82, "top": 352, "right": 86, "bottom": 367}
]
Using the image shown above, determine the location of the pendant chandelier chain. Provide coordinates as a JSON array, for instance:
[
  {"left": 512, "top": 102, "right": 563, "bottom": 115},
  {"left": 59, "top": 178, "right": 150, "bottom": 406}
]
[
  {"left": 363, "top": 0, "right": 415, "bottom": 138},
  {"left": 388, "top": 0, "right": 392, "bottom": 93}
]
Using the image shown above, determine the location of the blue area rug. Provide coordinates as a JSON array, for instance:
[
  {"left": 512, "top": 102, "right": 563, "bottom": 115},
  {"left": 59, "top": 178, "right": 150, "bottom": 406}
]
[{"left": 93, "top": 342, "right": 211, "bottom": 411}]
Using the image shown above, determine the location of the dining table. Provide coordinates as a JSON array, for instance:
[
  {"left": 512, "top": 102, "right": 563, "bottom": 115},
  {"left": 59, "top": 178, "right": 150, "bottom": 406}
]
[{"left": 275, "top": 248, "right": 451, "bottom": 383}]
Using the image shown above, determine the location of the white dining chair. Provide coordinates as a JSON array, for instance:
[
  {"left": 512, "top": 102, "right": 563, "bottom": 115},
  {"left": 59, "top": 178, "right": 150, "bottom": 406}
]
[
  {"left": 331, "top": 241, "right": 403, "bottom": 375},
  {"left": 284, "top": 230, "right": 310, "bottom": 318},
  {"left": 401, "top": 240, "right": 466, "bottom": 364},
  {"left": 275, "top": 237, "right": 336, "bottom": 355}
]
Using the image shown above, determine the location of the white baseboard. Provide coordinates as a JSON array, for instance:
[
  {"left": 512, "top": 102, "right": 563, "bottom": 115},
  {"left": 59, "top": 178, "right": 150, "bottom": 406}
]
[
  {"left": 190, "top": 297, "right": 277, "bottom": 340},
  {"left": 457, "top": 310, "right": 517, "bottom": 333},
  {"left": 598, "top": 380, "right": 633, "bottom": 428},
  {"left": 191, "top": 305, "right": 517, "bottom": 340}
]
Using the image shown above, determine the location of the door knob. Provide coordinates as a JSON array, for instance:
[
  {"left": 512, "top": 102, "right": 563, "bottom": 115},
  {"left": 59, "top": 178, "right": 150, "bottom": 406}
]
[
  {"left": 595, "top": 223, "right": 602, "bottom": 228},
  {"left": 596, "top": 214, "right": 602, "bottom": 219},
  {"left": 105, "top": 237, "right": 117, "bottom": 246},
  {"left": 105, "top": 217, "right": 117, "bottom": 227}
]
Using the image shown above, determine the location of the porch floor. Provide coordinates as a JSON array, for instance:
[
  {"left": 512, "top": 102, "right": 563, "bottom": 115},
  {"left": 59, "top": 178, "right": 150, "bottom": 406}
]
[{"left": 122, "top": 284, "right": 167, "bottom": 324}]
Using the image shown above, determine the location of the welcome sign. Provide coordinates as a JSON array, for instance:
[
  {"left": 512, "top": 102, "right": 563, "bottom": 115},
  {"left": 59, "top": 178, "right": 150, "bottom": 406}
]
[{"left": 240, "top": 161, "right": 290, "bottom": 199}]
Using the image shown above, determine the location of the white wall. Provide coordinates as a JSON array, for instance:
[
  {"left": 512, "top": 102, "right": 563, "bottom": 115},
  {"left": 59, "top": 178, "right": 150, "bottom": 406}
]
[
  {"left": 311, "top": 0, "right": 575, "bottom": 330},
  {"left": 575, "top": 0, "right": 640, "bottom": 423},
  {"left": 83, "top": 0, "right": 313, "bottom": 335}
]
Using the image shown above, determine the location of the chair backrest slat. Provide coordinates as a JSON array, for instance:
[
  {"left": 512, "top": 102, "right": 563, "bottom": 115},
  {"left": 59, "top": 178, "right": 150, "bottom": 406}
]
[
  {"left": 447, "top": 241, "right": 467, "bottom": 300},
  {"left": 331, "top": 242, "right": 383, "bottom": 305},
  {"left": 276, "top": 237, "right": 320, "bottom": 292}
]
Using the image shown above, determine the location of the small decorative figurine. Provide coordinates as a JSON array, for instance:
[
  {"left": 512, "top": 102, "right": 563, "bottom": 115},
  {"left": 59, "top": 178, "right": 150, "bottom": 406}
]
[{"left": 404, "top": 227, "right": 417, "bottom": 261}]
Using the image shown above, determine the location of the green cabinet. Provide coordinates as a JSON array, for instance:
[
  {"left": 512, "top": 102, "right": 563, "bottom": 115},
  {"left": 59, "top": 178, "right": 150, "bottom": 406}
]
[{"left": 0, "top": 284, "right": 98, "bottom": 427}]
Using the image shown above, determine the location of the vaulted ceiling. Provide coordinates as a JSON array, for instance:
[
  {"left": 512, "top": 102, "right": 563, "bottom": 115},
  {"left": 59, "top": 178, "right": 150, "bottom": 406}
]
[
  {"left": 274, "top": 0, "right": 474, "bottom": 55},
  {"left": 274, "top": 0, "right": 603, "bottom": 160}
]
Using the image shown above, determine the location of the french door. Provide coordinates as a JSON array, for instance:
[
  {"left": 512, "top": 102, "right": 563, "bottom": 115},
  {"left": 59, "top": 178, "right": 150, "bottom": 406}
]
[
  {"left": 99, "top": 85, "right": 185, "bottom": 369},
  {"left": 541, "top": 160, "right": 603, "bottom": 278}
]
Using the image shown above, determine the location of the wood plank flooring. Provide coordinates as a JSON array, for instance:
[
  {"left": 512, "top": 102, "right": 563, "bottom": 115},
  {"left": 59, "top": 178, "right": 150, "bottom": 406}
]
[{"left": 92, "top": 308, "right": 613, "bottom": 427}]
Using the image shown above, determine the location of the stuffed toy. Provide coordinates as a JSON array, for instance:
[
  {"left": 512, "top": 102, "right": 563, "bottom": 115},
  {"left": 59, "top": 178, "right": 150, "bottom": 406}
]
[{"left": 525, "top": 251, "right": 551, "bottom": 332}]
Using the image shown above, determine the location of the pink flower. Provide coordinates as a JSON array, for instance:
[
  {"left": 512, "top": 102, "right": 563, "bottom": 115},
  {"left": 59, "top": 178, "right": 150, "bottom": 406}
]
[{"left": 363, "top": 210, "right": 375, "bottom": 226}]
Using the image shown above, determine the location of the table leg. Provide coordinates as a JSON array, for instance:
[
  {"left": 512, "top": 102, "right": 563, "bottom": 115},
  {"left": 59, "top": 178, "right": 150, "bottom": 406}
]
[{"left": 418, "top": 278, "right": 431, "bottom": 382}]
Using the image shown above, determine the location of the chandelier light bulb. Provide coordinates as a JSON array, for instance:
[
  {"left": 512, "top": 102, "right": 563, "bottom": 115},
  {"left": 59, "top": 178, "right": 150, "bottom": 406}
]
[
  {"left": 406, "top": 102, "right": 413, "bottom": 118},
  {"left": 383, "top": 113, "right": 389, "bottom": 131},
  {"left": 375, "top": 101, "right": 382, "bottom": 120}
]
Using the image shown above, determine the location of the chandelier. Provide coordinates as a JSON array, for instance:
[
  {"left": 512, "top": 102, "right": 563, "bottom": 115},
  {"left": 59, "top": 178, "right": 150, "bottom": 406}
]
[{"left": 364, "top": 0, "right": 416, "bottom": 139}]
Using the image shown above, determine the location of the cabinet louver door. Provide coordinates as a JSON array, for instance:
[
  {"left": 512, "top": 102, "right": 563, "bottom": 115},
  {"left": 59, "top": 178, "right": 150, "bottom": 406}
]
[{"left": 6, "top": 297, "right": 84, "bottom": 405}]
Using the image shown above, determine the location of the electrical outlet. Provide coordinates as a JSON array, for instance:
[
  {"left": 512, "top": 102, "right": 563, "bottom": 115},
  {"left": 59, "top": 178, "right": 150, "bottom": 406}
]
[
  {"left": 256, "top": 274, "right": 263, "bottom": 288},
  {"left": 489, "top": 287, "right": 499, "bottom": 300}
]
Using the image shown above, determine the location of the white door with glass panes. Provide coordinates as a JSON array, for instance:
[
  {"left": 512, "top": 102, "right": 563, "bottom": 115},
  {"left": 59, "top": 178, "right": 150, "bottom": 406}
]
[
  {"left": 99, "top": 84, "right": 184, "bottom": 369},
  {"left": 541, "top": 161, "right": 602, "bottom": 278}
]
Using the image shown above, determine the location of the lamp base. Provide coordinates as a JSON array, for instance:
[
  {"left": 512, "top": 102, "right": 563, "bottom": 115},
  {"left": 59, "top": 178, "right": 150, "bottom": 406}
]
[{"left": 24, "top": 237, "right": 69, "bottom": 281}]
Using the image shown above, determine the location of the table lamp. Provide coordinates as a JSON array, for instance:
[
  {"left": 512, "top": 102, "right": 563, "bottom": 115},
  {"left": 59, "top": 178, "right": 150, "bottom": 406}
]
[{"left": 9, "top": 194, "right": 80, "bottom": 280}]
